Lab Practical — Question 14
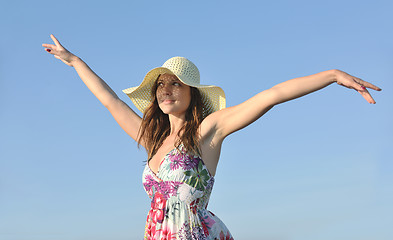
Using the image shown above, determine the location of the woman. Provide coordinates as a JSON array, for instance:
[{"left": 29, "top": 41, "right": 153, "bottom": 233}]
[{"left": 42, "top": 34, "right": 381, "bottom": 239}]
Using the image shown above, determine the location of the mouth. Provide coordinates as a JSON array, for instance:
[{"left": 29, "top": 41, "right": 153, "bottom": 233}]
[{"left": 161, "top": 99, "right": 175, "bottom": 104}]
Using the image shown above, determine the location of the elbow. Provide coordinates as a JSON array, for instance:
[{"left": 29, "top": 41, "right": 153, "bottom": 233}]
[
  {"left": 263, "top": 88, "right": 282, "bottom": 106},
  {"left": 103, "top": 97, "right": 121, "bottom": 110}
]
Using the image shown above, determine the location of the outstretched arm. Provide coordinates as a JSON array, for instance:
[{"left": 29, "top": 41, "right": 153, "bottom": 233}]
[
  {"left": 203, "top": 69, "right": 381, "bottom": 141},
  {"left": 42, "top": 34, "right": 144, "bottom": 145}
]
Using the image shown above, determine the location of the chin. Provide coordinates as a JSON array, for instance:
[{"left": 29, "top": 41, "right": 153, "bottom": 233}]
[
  {"left": 159, "top": 107, "right": 186, "bottom": 116},
  {"left": 159, "top": 106, "right": 174, "bottom": 115},
  {"left": 158, "top": 103, "right": 189, "bottom": 116}
]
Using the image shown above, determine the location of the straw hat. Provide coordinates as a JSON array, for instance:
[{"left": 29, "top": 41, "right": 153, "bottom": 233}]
[{"left": 122, "top": 57, "right": 226, "bottom": 116}]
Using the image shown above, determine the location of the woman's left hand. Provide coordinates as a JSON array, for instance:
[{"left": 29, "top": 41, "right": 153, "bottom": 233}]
[{"left": 334, "top": 69, "right": 382, "bottom": 104}]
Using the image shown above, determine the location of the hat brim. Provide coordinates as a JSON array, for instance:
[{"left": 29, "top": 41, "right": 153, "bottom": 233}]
[{"left": 122, "top": 67, "right": 225, "bottom": 115}]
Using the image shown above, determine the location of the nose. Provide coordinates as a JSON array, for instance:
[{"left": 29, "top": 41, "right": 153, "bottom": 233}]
[{"left": 159, "top": 84, "right": 172, "bottom": 96}]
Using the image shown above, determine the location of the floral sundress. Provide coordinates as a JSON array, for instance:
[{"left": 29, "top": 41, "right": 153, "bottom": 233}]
[{"left": 142, "top": 144, "right": 233, "bottom": 240}]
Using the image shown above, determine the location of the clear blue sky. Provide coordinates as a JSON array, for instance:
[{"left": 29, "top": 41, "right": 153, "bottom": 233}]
[{"left": 1, "top": 0, "right": 392, "bottom": 239}]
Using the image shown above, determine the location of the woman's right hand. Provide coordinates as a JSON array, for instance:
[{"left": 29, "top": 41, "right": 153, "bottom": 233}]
[{"left": 42, "top": 34, "right": 78, "bottom": 67}]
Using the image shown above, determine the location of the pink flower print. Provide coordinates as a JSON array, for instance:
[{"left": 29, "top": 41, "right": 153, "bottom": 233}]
[
  {"left": 219, "top": 231, "right": 234, "bottom": 240},
  {"left": 145, "top": 218, "right": 157, "bottom": 239},
  {"left": 169, "top": 153, "right": 184, "bottom": 171},
  {"left": 144, "top": 175, "right": 157, "bottom": 190},
  {"left": 199, "top": 210, "right": 216, "bottom": 237},
  {"left": 201, "top": 213, "right": 216, "bottom": 229},
  {"left": 146, "top": 219, "right": 175, "bottom": 240},
  {"left": 154, "top": 208, "right": 165, "bottom": 224},
  {"left": 150, "top": 192, "right": 167, "bottom": 224},
  {"left": 182, "top": 155, "right": 199, "bottom": 170},
  {"left": 157, "top": 183, "right": 171, "bottom": 199},
  {"left": 158, "top": 181, "right": 181, "bottom": 199},
  {"left": 157, "top": 224, "right": 176, "bottom": 240},
  {"left": 157, "top": 181, "right": 174, "bottom": 200},
  {"left": 144, "top": 174, "right": 158, "bottom": 198}
]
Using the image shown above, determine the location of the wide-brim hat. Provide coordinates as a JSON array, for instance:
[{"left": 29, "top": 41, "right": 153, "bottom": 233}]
[{"left": 122, "top": 56, "right": 226, "bottom": 116}]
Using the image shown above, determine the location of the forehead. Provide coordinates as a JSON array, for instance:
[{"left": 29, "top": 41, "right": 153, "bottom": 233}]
[{"left": 157, "top": 73, "right": 179, "bottom": 81}]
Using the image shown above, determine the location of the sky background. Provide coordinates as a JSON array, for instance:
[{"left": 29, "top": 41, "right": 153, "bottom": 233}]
[{"left": 0, "top": 0, "right": 392, "bottom": 239}]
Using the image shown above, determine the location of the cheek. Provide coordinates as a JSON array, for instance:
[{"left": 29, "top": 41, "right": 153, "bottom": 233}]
[
  {"left": 173, "top": 88, "right": 191, "bottom": 104},
  {"left": 155, "top": 89, "right": 163, "bottom": 99},
  {"left": 171, "top": 88, "right": 180, "bottom": 97}
]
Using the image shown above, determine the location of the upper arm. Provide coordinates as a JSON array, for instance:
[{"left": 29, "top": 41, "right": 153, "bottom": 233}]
[
  {"left": 201, "top": 88, "right": 278, "bottom": 142},
  {"left": 105, "top": 98, "right": 145, "bottom": 147}
]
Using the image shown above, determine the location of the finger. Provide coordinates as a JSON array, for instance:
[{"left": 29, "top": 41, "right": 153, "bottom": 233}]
[
  {"left": 42, "top": 43, "right": 56, "bottom": 49},
  {"left": 50, "top": 34, "right": 63, "bottom": 47},
  {"left": 353, "top": 77, "right": 382, "bottom": 91},
  {"left": 44, "top": 47, "right": 57, "bottom": 54},
  {"left": 352, "top": 79, "right": 365, "bottom": 92},
  {"left": 359, "top": 80, "right": 381, "bottom": 91},
  {"left": 358, "top": 88, "right": 376, "bottom": 104},
  {"left": 44, "top": 48, "right": 62, "bottom": 56}
]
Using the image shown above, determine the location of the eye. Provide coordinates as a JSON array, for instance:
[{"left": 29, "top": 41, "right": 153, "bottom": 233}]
[
  {"left": 173, "top": 82, "right": 181, "bottom": 86},
  {"left": 157, "top": 82, "right": 164, "bottom": 87}
]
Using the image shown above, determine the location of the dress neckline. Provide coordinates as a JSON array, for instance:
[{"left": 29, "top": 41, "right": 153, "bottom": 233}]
[
  {"left": 146, "top": 144, "right": 215, "bottom": 179},
  {"left": 147, "top": 146, "right": 179, "bottom": 175}
]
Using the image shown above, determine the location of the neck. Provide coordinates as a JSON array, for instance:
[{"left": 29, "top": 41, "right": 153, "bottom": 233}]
[{"left": 168, "top": 113, "right": 186, "bottom": 136}]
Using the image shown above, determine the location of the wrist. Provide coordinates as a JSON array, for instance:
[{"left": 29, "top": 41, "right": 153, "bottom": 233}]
[
  {"left": 328, "top": 69, "right": 340, "bottom": 83},
  {"left": 68, "top": 55, "right": 84, "bottom": 67},
  {"left": 69, "top": 55, "right": 81, "bottom": 64}
]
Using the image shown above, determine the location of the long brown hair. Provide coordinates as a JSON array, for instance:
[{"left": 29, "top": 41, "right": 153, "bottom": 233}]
[{"left": 137, "top": 76, "right": 204, "bottom": 159}]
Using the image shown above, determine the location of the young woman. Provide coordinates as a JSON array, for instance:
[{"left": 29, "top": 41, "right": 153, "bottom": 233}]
[{"left": 42, "top": 34, "right": 381, "bottom": 239}]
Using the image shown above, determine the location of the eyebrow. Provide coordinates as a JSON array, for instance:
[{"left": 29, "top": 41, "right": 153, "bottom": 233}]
[{"left": 157, "top": 78, "right": 181, "bottom": 82}]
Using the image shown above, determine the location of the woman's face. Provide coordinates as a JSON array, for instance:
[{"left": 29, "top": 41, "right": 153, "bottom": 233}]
[{"left": 155, "top": 74, "right": 191, "bottom": 116}]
